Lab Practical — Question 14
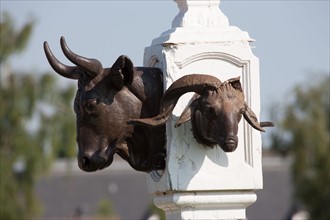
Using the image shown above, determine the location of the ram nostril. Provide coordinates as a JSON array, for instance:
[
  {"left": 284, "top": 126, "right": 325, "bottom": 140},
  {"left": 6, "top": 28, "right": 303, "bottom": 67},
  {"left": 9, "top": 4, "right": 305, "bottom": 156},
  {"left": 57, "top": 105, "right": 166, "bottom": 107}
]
[
  {"left": 225, "top": 138, "right": 235, "bottom": 145},
  {"left": 223, "top": 137, "right": 238, "bottom": 152}
]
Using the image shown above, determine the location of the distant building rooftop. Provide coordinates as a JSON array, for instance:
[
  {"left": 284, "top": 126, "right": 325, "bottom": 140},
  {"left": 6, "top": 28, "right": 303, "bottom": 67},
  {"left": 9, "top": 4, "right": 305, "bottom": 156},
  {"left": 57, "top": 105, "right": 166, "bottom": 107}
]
[{"left": 36, "top": 153, "right": 295, "bottom": 219}]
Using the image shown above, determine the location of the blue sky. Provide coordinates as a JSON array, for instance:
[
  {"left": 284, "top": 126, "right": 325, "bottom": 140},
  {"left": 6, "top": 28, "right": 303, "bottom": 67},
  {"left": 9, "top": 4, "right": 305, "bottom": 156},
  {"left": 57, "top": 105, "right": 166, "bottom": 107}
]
[{"left": 1, "top": 0, "right": 329, "bottom": 123}]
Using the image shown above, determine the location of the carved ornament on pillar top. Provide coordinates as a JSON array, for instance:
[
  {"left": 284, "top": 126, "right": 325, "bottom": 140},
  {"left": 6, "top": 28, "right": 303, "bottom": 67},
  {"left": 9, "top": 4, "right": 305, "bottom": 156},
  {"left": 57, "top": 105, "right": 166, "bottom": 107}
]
[
  {"left": 152, "top": 0, "right": 253, "bottom": 45},
  {"left": 172, "top": 0, "right": 229, "bottom": 28}
]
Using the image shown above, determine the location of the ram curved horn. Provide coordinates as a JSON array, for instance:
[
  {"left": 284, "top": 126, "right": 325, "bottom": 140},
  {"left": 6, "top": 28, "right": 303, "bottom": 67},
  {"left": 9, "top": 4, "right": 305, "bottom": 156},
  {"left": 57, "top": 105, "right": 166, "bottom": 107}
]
[
  {"left": 174, "top": 93, "right": 200, "bottom": 128},
  {"left": 43, "top": 41, "right": 80, "bottom": 79},
  {"left": 128, "top": 74, "right": 222, "bottom": 127},
  {"left": 60, "top": 36, "right": 103, "bottom": 77}
]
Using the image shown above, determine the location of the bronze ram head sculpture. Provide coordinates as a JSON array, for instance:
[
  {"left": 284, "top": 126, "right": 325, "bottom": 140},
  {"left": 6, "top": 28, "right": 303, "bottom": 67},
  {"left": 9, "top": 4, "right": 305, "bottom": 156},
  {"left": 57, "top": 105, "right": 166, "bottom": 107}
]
[
  {"left": 44, "top": 37, "right": 166, "bottom": 172},
  {"left": 129, "top": 74, "right": 274, "bottom": 152}
]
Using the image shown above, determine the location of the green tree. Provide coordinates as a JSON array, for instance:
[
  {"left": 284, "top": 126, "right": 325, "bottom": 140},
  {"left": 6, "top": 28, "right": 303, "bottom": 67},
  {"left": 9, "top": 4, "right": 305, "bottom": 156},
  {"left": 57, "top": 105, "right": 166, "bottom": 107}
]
[
  {"left": 269, "top": 73, "right": 330, "bottom": 219},
  {"left": 0, "top": 12, "right": 76, "bottom": 219},
  {"left": 0, "top": 11, "right": 34, "bottom": 63},
  {"left": 96, "top": 199, "right": 118, "bottom": 218}
]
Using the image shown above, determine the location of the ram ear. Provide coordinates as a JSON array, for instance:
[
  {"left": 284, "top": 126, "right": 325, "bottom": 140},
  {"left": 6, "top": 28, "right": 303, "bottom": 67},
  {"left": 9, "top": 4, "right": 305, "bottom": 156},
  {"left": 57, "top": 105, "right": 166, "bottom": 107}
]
[
  {"left": 174, "top": 94, "right": 200, "bottom": 128},
  {"left": 226, "top": 76, "right": 243, "bottom": 92},
  {"left": 243, "top": 102, "right": 275, "bottom": 132},
  {"left": 110, "top": 55, "right": 134, "bottom": 90},
  {"left": 243, "top": 102, "right": 265, "bottom": 132}
]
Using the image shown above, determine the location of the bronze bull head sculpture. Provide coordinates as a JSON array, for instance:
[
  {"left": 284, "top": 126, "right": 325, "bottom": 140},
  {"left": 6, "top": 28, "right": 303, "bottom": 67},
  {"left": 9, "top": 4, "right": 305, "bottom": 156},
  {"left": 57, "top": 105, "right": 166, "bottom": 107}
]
[
  {"left": 129, "top": 74, "right": 274, "bottom": 152},
  {"left": 44, "top": 37, "right": 166, "bottom": 172}
]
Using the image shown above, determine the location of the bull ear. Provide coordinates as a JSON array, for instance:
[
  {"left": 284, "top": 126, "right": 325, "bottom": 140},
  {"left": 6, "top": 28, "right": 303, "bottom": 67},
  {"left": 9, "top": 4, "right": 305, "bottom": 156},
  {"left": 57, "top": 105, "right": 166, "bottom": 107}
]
[
  {"left": 110, "top": 55, "right": 134, "bottom": 90},
  {"left": 174, "top": 94, "right": 200, "bottom": 128}
]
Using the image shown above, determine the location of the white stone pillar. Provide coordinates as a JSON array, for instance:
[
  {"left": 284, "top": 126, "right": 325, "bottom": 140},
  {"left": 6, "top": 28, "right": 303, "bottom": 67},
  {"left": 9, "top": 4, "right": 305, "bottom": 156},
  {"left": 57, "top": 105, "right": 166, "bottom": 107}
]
[{"left": 145, "top": 1, "right": 262, "bottom": 219}]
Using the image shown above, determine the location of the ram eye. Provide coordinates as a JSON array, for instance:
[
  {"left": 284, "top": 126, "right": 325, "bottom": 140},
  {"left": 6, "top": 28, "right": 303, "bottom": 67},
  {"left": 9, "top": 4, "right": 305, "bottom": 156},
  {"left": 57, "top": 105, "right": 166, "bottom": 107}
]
[
  {"left": 238, "top": 108, "right": 246, "bottom": 115},
  {"left": 204, "top": 106, "right": 216, "bottom": 117}
]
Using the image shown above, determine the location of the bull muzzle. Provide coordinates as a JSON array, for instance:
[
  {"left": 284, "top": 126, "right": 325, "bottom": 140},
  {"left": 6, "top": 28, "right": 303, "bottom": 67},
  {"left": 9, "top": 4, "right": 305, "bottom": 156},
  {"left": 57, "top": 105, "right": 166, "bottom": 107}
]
[{"left": 77, "top": 148, "right": 114, "bottom": 172}]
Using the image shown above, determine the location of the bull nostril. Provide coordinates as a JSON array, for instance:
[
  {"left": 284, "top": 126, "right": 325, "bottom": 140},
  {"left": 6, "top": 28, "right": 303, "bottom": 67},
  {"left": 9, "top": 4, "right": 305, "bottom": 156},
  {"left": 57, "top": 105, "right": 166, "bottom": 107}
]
[
  {"left": 78, "top": 151, "right": 108, "bottom": 172},
  {"left": 82, "top": 156, "right": 91, "bottom": 170}
]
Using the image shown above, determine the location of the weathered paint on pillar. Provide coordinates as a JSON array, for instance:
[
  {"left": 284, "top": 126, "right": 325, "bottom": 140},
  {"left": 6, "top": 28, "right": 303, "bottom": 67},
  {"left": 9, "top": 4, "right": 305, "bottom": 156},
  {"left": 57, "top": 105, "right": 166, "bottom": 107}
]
[{"left": 145, "top": 1, "right": 262, "bottom": 219}]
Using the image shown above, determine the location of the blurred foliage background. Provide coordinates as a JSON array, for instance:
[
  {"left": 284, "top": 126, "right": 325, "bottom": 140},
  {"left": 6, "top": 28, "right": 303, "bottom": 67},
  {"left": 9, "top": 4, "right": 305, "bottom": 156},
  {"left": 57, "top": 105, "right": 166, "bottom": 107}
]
[
  {"left": 0, "top": 12, "right": 76, "bottom": 219},
  {"left": 269, "top": 72, "right": 330, "bottom": 219}
]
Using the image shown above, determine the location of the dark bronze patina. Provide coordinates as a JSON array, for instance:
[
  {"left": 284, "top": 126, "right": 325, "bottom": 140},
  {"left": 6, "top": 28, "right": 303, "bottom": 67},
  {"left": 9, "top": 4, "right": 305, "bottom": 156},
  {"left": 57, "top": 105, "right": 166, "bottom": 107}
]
[
  {"left": 129, "top": 74, "right": 274, "bottom": 152},
  {"left": 44, "top": 37, "right": 166, "bottom": 172}
]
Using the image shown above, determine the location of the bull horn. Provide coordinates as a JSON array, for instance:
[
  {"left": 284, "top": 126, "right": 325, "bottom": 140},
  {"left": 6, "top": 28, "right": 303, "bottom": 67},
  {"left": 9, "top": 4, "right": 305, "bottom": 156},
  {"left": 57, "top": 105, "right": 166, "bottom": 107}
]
[
  {"left": 60, "top": 36, "right": 103, "bottom": 77},
  {"left": 128, "top": 74, "right": 221, "bottom": 127},
  {"left": 43, "top": 41, "right": 80, "bottom": 79}
]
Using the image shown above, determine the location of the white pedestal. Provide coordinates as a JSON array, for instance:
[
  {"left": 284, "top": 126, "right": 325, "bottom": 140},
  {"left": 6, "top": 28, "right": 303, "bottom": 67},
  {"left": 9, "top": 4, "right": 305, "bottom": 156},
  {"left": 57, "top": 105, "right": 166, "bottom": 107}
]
[
  {"left": 154, "top": 191, "right": 257, "bottom": 220},
  {"left": 145, "top": 1, "right": 263, "bottom": 219}
]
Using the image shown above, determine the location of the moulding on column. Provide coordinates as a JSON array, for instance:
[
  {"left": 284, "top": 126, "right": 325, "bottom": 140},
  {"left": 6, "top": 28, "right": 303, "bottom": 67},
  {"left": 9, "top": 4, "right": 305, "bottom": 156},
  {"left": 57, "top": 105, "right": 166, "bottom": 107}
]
[
  {"left": 151, "top": 0, "right": 253, "bottom": 45},
  {"left": 154, "top": 191, "right": 257, "bottom": 220}
]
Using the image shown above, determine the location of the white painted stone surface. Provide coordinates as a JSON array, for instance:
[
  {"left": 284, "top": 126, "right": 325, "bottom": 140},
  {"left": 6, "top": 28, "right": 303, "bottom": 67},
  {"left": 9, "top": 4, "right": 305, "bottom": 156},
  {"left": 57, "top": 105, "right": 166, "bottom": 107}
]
[
  {"left": 154, "top": 191, "right": 257, "bottom": 220},
  {"left": 144, "top": 0, "right": 263, "bottom": 219}
]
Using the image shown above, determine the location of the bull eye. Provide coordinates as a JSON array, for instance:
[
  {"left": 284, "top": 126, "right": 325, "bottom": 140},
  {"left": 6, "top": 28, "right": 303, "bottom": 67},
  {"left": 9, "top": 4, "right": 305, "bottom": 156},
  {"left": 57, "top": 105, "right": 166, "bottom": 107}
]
[{"left": 85, "top": 99, "right": 98, "bottom": 112}]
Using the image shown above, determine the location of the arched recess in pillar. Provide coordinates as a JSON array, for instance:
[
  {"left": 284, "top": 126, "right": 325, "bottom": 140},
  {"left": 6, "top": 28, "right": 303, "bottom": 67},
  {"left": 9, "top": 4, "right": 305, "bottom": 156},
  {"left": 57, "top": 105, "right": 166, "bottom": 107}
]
[
  {"left": 146, "top": 51, "right": 255, "bottom": 167},
  {"left": 175, "top": 52, "right": 254, "bottom": 167}
]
